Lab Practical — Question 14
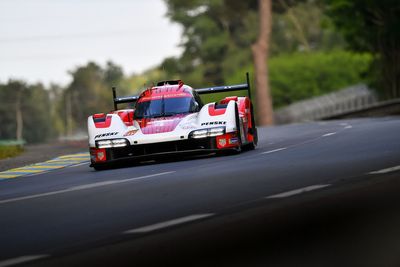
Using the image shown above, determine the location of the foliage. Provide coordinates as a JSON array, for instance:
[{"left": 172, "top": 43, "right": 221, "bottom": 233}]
[
  {"left": 163, "top": 0, "right": 258, "bottom": 85},
  {"left": 0, "top": 81, "right": 55, "bottom": 143},
  {"left": 324, "top": 0, "right": 400, "bottom": 98},
  {"left": 0, "top": 1, "right": 389, "bottom": 143},
  {"left": 0, "top": 144, "right": 24, "bottom": 159},
  {"left": 59, "top": 61, "right": 126, "bottom": 132},
  {"left": 163, "top": 0, "right": 345, "bottom": 87},
  {"left": 228, "top": 50, "right": 372, "bottom": 108},
  {"left": 0, "top": 140, "right": 24, "bottom": 159},
  {"left": 0, "top": 61, "right": 129, "bottom": 144},
  {"left": 271, "top": 1, "right": 346, "bottom": 54}
]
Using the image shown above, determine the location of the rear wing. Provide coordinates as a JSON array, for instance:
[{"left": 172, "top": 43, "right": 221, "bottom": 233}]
[
  {"left": 112, "top": 87, "right": 138, "bottom": 110},
  {"left": 195, "top": 72, "right": 252, "bottom": 100},
  {"left": 111, "top": 72, "right": 251, "bottom": 110}
]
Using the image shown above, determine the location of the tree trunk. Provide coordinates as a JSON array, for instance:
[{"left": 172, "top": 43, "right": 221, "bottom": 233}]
[
  {"left": 66, "top": 90, "right": 73, "bottom": 137},
  {"left": 252, "top": 0, "right": 274, "bottom": 125},
  {"left": 15, "top": 88, "right": 23, "bottom": 141}
]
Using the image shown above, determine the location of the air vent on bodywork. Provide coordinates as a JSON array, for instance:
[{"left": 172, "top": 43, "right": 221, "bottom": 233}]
[
  {"left": 93, "top": 115, "right": 112, "bottom": 128},
  {"left": 93, "top": 113, "right": 106, "bottom": 123}
]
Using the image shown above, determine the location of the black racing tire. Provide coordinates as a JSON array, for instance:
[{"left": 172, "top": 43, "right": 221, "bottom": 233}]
[
  {"left": 247, "top": 137, "right": 256, "bottom": 150},
  {"left": 234, "top": 103, "right": 242, "bottom": 153},
  {"left": 92, "top": 164, "right": 109, "bottom": 171},
  {"left": 247, "top": 103, "right": 257, "bottom": 150}
]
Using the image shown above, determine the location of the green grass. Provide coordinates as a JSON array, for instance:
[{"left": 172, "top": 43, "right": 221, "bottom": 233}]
[{"left": 0, "top": 140, "right": 25, "bottom": 159}]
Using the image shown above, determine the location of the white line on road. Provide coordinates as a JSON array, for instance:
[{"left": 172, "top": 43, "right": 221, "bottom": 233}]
[
  {"left": 124, "top": 213, "right": 215, "bottom": 234},
  {"left": 369, "top": 165, "right": 400, "bottom": 175},
  {"left": 266, "top": 184, "right": 331, "bottom": 199},
  {"left": 0, "top": 255, "right": 49, "bottom": 267},
  {"left": 0, "top": 172, "right": 175, "bottom": 205},
  {"left": 322, "top": 132, "right": 337, "bottom": 137},
  {"left": 68, "top": 162, "right": 89, "bottom": 168},
  {"left": 261, "top": 147, "right": 287, "bottom": 154},
  {"left": 344, "top": 125, "right": 352, "bottom": 129}
]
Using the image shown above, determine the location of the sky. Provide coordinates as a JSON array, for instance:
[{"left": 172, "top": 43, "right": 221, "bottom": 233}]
[{"left": 0, "top": 0, "right": 182, "bottom": 86}]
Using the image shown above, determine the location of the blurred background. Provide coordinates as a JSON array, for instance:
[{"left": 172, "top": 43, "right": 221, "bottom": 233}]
[{"left": 0, "top": 0, "right": 398, "bottom": 152}]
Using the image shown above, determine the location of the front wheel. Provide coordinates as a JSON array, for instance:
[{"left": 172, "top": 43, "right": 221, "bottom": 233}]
[{"left": 92, "top": 164, "right": 110, "bottom": 171}]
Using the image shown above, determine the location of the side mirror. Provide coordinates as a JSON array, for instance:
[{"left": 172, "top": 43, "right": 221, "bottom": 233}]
[{"left": 191, "top": 101, "right": 199, "bottom": 112}]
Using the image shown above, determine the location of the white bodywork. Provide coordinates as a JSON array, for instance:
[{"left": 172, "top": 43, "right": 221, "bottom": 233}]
[{"left": 88, "top": 100, "right": 238, "bottom": 148}]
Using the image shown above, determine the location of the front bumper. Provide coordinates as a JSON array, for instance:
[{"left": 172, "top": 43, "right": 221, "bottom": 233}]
[
  {"left": 90, "top": 137, "right": 217, "bottom": 166},
  {"left": 90, "top": 132, "right": 241, "bottom": 167}
]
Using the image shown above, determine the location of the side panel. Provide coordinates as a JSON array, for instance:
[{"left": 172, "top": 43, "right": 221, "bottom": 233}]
[
  {"left": 197, "top": 101, "right": 237, "bottom": 133},
  {"left": 87, "top": 114, "right": 129, "bottom": 147}
]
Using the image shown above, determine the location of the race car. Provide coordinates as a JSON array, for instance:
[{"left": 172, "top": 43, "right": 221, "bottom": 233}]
[{"left": 88, "top": 73, "right": 258, "bottom": 170}]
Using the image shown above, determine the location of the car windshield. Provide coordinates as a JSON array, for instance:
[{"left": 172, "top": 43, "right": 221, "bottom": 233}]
[{"left": 134, "top": 97, "right": 198, "bottom": 119}]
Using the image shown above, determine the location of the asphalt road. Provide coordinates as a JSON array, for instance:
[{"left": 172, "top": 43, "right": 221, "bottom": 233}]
[{"left": 0, "top": 117, "right": 400, "bottom": 266}]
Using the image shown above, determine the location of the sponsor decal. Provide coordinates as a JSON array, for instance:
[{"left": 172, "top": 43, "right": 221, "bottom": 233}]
[
  {"left": 124, "top": 130, "right": 138, "bottom": 136},
  {"left": 97, "top": 151, "right": 105, "bottom": 160},
  {"left": 94, "top": 132, "right": 118, "bottom": 139},
  {"left": 229, "top": 137, "right": 239, "bottom": 144},
  {"left": 201, "top": 121, "right": 226, "bottom": 126},
  {"left": 90, "top": 148, "right": 107, "bottom": 162},
  {"left": 180, "top": 125, "right": 197, "bottom": 130},
  {"left": 180, "top": 122, "right": 197, "bottom": 130},
  {"left": 218, "top": 138, "right": 227, "bottom": 147}
]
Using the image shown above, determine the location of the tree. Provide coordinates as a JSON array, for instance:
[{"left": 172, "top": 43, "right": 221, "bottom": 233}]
[
  {"left": 252, "top": 0, "right": 274, "bottom": 125},
  {"left": 63, "top": 61, "right": 125, "bottom": 132},
  {"left": 0, "top": 81, "right": 24, "bottom": 140},
  {"left": 164, "top": 0, "right": 225, "bottom": 85},
  {"left": 0, "top": 80, "right": 55, "bottom": 143},
  {"left": 163, "top": 0, "right": 343, "bottom": 125},
  {"left": 325, "top": 0, "right": 400, "bottom": 98},
  {"left": 23, "top": 83, "right": 54, "bottom": 143},
  {"left": 13, "top": 82, "right": 24, "bottom": 141}
]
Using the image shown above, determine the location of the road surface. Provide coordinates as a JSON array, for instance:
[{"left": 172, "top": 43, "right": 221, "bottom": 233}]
[{"left": 0, "top": 117, "right": 399, "bottom": 266}]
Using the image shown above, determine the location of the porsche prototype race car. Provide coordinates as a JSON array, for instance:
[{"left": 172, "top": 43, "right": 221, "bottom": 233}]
[{"left": 88, "top": 73, "right": 258, "bottom": 170}]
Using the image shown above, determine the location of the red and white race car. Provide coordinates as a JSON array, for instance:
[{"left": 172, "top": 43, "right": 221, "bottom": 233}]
[{"left": 88, "top": 73, "right": 257, "bottom": 170}]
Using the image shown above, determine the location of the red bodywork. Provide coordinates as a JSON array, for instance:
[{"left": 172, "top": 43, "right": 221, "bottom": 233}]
[
  {"left": 116, "top": 110, "right": 134, "bottom": 126},
  {"left": 210, "top": 96, "right": 255, "bottom": 144},
  {"left": 93, "top": 114, "right": 113, "bottom": 128}
]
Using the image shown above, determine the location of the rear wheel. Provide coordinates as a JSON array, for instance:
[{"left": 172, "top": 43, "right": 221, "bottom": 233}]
[
  {"left": 247, "top": 103, "right": 257, "bottom": 150},
  {"left": 233, "top": 104, "right": 242, "bottom": 153}
]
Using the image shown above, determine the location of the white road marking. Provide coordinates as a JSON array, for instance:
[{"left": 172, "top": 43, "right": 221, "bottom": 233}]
[
  {"left": 68, "top": 162, "right": 89, "bottom": 168},
  {"left": 369, "top": 165, "right": 400, "bottom": 175},
  {"left": 322, "top": 132, "right": 336, "bottom": 137},
  {"left": 0, "top": 171, "right": 175, "bottom": 205},
  {"left": 70, "top": 180, "right": 122, "bottom": 190},
  {"left": 266, "top": 184, "right": 331, "bottom": 199},
  {"left": 344, "top": 125, "right": 352, "bottom": 129},
  {"left": 0, "top": 255, "right": 49, "bottom": 267},
  {"left": 261, "top": 147, "right": 287, "bottom": 154},
  {"left": 124, "top": 214, "right": 214, "bottom": 234}
]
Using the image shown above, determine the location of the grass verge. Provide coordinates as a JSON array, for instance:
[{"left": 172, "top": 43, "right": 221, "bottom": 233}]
[{"left": 0, "top": 141, "right": 25, "bottom": 160}]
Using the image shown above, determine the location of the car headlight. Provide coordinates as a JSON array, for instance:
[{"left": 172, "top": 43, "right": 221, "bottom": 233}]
[
  {"left": 96, "top": 138, "right": 128, "bottom": 148},
  {"left": 111, "top": 139, "right": 128, "bottom": 147},
  {"left": 189, "top": 127, "right": 225, "bottom": 139},
  {"left": 191, "top": 129, "right": 208, "bottom": 139}
]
